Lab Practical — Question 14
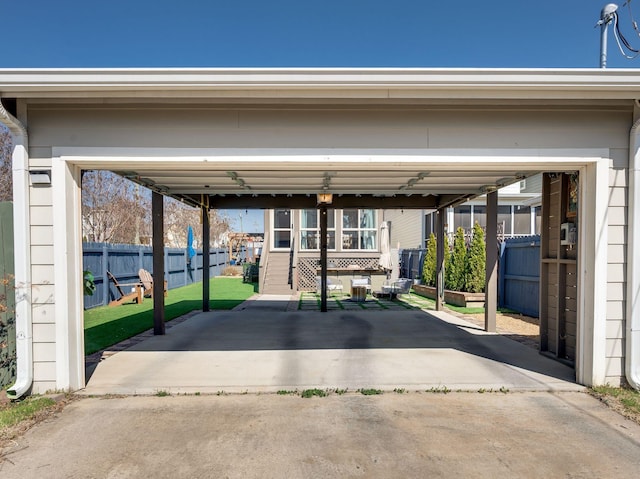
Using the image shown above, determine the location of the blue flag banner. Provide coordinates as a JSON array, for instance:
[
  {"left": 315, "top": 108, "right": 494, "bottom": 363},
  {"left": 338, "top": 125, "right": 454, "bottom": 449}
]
[{"left": 187, "top": 225, "right": 196, "bottom": 262}]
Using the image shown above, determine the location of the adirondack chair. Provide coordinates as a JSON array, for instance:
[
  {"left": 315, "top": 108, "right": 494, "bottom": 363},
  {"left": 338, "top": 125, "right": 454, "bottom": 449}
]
[
  {"left": 138, "top": 269, "right": 168, "bottom": 298},
  {"left": 107, "top": 271, "right": 143, "bottom": 307}
]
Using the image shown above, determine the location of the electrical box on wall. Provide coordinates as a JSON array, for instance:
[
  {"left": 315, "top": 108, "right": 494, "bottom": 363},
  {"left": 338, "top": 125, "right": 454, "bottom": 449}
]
[{"left": 560, "top": 222, "right": 576, "bottom": 246}]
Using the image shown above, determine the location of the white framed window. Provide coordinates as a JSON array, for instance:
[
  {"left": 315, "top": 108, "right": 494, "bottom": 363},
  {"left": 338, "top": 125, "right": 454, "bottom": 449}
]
[
  {"left": 300, "top": 209, "right": 335, "bottom": 250},
  {"left": 272, "top": 208, "right": 292, "bottom": 250},
  {"left": 342, "top": 208, "right": 377, "bottom": 250}
]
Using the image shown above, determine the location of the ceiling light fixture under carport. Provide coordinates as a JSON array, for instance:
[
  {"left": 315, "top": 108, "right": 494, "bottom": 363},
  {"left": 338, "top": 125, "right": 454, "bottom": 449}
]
[{"left": 317, "top": 192, "right": 333, "bottom": 204}]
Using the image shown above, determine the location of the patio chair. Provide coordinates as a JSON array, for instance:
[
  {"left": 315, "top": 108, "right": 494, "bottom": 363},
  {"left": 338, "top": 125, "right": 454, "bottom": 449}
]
[
  {"left": 138, "top": 269, "right": 168, "bottom": 298},
  {"left": 107, "top": 271, "right": 143, "bottom": 307},
  {"left": 316, "top": 276, "right": 344, "bottom": 296},
  {"left": 392, "top": 278, "right": 413, "bottom": 298}
]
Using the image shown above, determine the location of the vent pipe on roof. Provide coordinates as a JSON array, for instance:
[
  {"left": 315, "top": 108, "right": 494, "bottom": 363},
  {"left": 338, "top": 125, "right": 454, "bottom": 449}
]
[{"left": 598, "top": 4, "right": 619, "bottom": 68}]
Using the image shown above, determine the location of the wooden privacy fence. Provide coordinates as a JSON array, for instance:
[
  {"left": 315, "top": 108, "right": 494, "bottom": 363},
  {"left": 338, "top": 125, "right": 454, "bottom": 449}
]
[
  {"left": 0, "top": 202, "right": 16, "bottom": 389},
  {"left": 498, "top": 235, "right": 540, "bottom": 318},
  {"left": 83, "top": 242, "right": 230, "bottom": 309},
  {"left": 400, "top": 237, "right": 540, "bottom": 317}
]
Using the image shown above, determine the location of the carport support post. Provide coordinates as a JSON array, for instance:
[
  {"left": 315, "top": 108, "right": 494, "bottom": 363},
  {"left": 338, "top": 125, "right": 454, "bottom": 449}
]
[
  {"left": 152, "top": 192, "right": 166, "bottom": 335},
  {"left": 436, "top": 208, "right": 445, "bottom": 311},
  {"left": 485, "top": 190, "right": 498, "bottom": 332},
  {"left": 202, "top": 206, "right": 210, "bottom": 312},
  {"left": 320, "top": 205, "right": 328, "bottom": 312}
]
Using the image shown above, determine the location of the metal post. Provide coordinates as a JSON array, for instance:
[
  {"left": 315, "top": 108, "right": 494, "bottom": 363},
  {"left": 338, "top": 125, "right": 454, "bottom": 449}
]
[
  {"left": 485, "top": 190, "right": 498, "bottom": 332},
  {"left": 320, "top": 205, "right": 328, "bottom": 312},
  {"left": 599, "top": 4, "right": 618, "bottom": 68},
  {"left": 202, "top": 206, "right": 210, "bottom": 312},
  {"left": 436, "top": 208, "right": 445, "bottom": 311},
  {"left": 152, "top": 192, "right": 165, "bottom": 335}
]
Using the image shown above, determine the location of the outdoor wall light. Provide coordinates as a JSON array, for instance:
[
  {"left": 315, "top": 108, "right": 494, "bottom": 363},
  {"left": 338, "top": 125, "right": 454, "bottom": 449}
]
[
  {"left": 316, "top": 192, "right": 333, "bottom": 204},
  {"left": 29, "top": 170, "right": 51, "bottom": 186}
]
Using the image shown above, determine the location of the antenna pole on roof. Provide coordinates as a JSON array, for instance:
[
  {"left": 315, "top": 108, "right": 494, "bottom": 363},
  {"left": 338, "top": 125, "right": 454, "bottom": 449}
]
[{"left": 599, "top": 3, "right": 619, "bottom": 68}]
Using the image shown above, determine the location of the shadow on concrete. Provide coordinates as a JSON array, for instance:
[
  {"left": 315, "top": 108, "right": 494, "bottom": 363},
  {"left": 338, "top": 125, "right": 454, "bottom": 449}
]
[{"left": 121, "top": 299, "right": 574, "bottom": 385}]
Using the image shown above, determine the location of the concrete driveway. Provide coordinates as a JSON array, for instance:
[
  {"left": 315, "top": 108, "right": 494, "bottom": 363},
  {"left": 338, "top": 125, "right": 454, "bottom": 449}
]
[
  {"left": 83, "top": 295, "right": 580, "bottom": 395},
  {"left": 2, "top": 393, "right": 640, "bottom": 478}
]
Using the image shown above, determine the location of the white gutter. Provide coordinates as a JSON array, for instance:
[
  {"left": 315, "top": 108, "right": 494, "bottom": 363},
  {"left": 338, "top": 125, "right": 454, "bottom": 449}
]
[
  {"left": 627, "top": 118, "right": 640, "bottom": 391},
  {"left": 0, "top": 100, "right": 33, "bottom": 399},
  {"left": 1, "top": 67, "right": 640, "bottom": 100}
]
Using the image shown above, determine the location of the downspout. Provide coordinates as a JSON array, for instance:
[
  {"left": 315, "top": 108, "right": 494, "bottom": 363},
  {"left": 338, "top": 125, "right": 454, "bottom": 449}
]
[
  {"left": 626, "top": 116, "right": 640, "bottom": 390},
  {"left": 0, "top": 100, "right": 33, "bottom": 399}
]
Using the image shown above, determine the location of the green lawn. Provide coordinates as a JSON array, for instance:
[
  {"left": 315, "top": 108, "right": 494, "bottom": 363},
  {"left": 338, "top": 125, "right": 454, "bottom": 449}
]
[{"left": 84, "top": 277, "right": 256, "bottom": 355}]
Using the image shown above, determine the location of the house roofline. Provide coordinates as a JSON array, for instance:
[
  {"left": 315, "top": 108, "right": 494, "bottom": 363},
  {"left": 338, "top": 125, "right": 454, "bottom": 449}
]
[{"left": 1, "top": 68, "right": 640, "bottom": 100}]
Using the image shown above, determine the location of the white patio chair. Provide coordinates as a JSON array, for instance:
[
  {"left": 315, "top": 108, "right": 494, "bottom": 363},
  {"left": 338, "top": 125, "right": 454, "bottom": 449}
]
[{"left": 316, "top": 276, "right": 344, "bottom": 295}]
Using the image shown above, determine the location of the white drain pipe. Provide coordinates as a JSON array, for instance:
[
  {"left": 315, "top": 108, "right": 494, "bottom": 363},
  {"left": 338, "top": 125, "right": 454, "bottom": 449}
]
[
  {"left": 0, "top": 101, "right": 33, "bottom": 399},
  {"left": 627, "top": 118, "right": 640, "bottom": 390}
]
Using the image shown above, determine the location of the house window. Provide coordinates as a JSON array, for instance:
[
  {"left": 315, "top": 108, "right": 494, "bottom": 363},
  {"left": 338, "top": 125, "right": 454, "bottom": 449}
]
[
  {"left": 472, "top": 205, "right": 486, "bottom": 229},
  {"left": 514, "top": 205, "right": 532, "bottom": 235},
  {"left": 453, "top": 205, "right": 471, "bottom": 230},
  {"left": 273, "top": 208, "right": 291, "bottom": 249},
  {"left": 342, "top": 208, "right": 376, "bottom": 250},
  {"left": 425, "top": 213, "right": 435, "bottom": 242},
  {"left": 300, "top": 209, "right": 335, "bottom": 250},
  {"left": 498, "top": 205, "right": 512, "bottom": 236}
]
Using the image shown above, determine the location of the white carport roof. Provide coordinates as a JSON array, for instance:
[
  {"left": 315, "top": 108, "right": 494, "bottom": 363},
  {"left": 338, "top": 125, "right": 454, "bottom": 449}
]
[{"left": 1, "top": 67, "right": 638, "bottom": 209}]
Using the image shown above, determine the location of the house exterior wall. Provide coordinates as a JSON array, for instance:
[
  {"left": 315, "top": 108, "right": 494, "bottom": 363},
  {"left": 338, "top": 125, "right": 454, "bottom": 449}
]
[
  {"left": 606, "top": 148, "right": 628, "bottom": 384},
  {"left": 27, "top": 107, "right": 630, "bottom": 151},
  {"left": 522, "top": 173, "right": 543, "bottom": 194},
  {"left": 383, "top": 209, "right": 425, "bottom": 249},
  {"left": 22, "top": 102, "right": 633, "bottom": 391},
  {"left": 27, "top": 157, "right": 57, "bottom": 393},
  {"left": 264, "top": 208, "right": 384, "bottom": 291}
]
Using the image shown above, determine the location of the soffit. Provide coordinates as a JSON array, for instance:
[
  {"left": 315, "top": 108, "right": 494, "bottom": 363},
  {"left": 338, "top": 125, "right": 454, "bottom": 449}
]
[{"left": 110, "top": 156, "right": 546, "bottom": 210}]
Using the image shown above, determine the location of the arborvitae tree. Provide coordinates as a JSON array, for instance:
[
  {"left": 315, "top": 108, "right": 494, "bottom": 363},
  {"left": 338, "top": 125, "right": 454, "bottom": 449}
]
[
  {"left": 443, "top": 233, "right": 451, "bottom": 290},
  {"left": 449, "top": 227, "right": 467, "bottom": 291},
  {"left": 465, "top": 222, "right": 486, "bottom": 293},
  {"left": 422, "top": 232, "right": 437, "bottom": 287}
]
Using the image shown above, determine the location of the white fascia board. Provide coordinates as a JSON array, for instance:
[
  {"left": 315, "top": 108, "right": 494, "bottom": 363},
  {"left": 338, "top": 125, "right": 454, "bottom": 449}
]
[
  {"left": 1, "top": 68, "right": 640, "bottom": 100},
  {"left": 53, "top": 147, "right": 610, "bottom": 171}
]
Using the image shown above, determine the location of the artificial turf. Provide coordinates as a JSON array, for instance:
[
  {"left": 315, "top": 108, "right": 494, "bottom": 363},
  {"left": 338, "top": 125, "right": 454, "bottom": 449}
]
[{"left": 84, "top": 277, "right": 257, "bottom": 355}]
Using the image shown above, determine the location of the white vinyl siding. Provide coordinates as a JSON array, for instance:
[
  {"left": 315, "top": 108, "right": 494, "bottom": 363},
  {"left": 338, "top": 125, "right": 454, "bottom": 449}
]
[
  {"left": 383, "top": 209, "right": 424, "bottom": 249},
  {"left": 28, "top": 175, "right": 57, "bottom": 393},
  {"left": 605, "top": 173, "right": 628, "bottom": 385}
]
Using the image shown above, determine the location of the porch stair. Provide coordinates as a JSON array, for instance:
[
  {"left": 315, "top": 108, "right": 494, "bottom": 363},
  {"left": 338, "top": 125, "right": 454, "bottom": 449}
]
[{"left": 261, "top": 252, "right": 294, "bottom": 295}]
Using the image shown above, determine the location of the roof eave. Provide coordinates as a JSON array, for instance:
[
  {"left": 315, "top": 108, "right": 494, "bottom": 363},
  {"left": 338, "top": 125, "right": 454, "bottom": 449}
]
[{"left": 1, "top": 67, "right": 640, "bottom": 100}]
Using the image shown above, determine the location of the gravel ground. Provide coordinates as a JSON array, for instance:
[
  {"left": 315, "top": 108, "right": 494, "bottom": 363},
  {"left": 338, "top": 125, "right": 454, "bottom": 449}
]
[{"left": 458, "top": 310, "right": 540, "bottom": 350}]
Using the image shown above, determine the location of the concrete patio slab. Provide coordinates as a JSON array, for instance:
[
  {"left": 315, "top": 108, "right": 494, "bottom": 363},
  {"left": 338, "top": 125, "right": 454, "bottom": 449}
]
[{"left": 82, "top": 295, "right": 580, "bottom": 395}]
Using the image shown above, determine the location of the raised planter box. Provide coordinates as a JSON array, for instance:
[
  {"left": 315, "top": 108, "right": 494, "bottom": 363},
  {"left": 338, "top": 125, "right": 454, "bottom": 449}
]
[{"left": 412, "top": 284, "right": 485, "bottom": 308}]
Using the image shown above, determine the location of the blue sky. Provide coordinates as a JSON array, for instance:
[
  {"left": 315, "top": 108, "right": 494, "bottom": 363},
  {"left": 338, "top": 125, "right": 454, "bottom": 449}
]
[
  {"left": 3, "top": 1, "right": 640, "bottom": 69},
  {"left": 224, "top": 209, "right": 264, "bottom": 235},
  {"left": 5, "top": 1, "right": 640, "bottom": 231}
]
